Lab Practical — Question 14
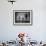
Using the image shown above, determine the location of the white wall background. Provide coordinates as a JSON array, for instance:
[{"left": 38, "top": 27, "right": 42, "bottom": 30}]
[{"left": 0, "top": 0, "right": 46, "bottom": 42}]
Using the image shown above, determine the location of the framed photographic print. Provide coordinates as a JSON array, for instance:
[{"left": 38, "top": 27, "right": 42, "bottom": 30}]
[{"left": 13, "top": 10, "right": 33, "bottom": 25}]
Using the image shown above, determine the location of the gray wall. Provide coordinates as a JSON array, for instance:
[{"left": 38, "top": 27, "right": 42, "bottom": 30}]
[{"left": 0, "top": 0, "right": 46, "bottom": 42}]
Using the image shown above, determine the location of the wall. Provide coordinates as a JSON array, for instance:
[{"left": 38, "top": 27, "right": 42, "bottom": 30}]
[{"left": 0, "top": 0, "right": 46, "bottom": 42}]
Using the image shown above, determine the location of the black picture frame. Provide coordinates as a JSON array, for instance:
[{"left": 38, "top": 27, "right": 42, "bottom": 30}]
[{"left": 13, "top": 10, "right": 33, "bottom": 26}]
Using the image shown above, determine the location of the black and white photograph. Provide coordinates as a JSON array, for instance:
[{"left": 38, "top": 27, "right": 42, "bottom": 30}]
[{"left": 13, "top": 10, "right": 32, "bottom": 25}]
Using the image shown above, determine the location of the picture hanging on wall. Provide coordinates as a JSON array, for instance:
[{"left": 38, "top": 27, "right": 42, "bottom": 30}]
[{"left": 13, "top": 10, "right": 33, "bottom": 25}]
